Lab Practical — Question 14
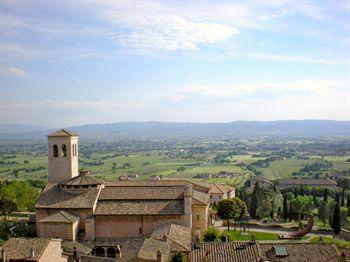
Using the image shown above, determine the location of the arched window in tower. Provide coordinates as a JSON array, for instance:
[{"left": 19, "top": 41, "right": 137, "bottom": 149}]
[
  {"left": 61, "top": 144, "right": 67, "bottom": 157},
  {"left": 53, "top": 145, "right": 58, "bottom": 157}
]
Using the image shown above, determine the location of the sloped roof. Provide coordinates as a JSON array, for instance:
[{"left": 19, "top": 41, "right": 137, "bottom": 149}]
[
  {"left": 209, "top": 184, "right": 235, "bottom": 194},
  {"left": 151, "top": 223, "right": 191, "bottom": 252},
  {"left": 36, "top": 184, "right": 99, "bottom": 209},
  {"left": 99, "top": 186, "right": 185, "bottom": 200},
  {"left": 190, "top": 242, "right": 260, "bottom": 262},
  {"left": 0, "top": 238, "right": 51, "bottom": 261},
  {"left": 47, "top": 129, "right": 78, "bottom": 137},
  {"left": 38, "top": 211, "right": 79, "bottom": 223},
  {"left": 94, "top": 200, "right": 184, "bottom": 215},
  {"left": 192, "top": 190, "right": 210, "bottom": 206},
  {"left": 105, "top": 180, "right": 191, "bottom": 187},
  {"left": 258, "top": 242, "right": 340, "bottom": 262},
  {"left": 137, "top": 238, "right": 170, "bottom": 262},
  {"left": 61, "top": 174, "right": 104, "bottom": 186}
]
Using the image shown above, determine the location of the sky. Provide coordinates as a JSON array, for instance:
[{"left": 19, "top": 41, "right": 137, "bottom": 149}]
[{"left": 0, "top": 0, "right": 349, "bottom": 127}]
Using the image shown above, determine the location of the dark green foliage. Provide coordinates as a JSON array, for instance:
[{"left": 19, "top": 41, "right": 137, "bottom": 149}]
[
  {"left": 332, "top": 202, "right": 341, "bottom": 234},
  {"left": 171, "top": 252, "right": 184, "bottom": 262},
  {"left": 324, "top": 188, "right": 328, "bottom": 201},
  {"left": 217, "top": 198, "right": 247, "bottom": 231},
  {"left": 318, "top": 200, "right": 328, "bottom": 226},
  {"left": 341, "top": 189, "right": 345, "bottom": 206},
  {"left": 282, "top": 195, "right": 288, "bottom": 221},
  {"left": 288, "top": 202, "right": 294, "bottom": 221},
  {"left": 347, "top": 194, "right": 350, "bottom": 216},
  {"left": 203, "top": 227, "right": 220, "bottom": 242},
  {"left": 250, "top": 181, "right": 262, "bottom": 219}
]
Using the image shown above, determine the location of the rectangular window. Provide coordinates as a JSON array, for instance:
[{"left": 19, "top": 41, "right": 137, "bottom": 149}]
[{"left": 197, "top": 215, "right": 200, "bottom": 220}]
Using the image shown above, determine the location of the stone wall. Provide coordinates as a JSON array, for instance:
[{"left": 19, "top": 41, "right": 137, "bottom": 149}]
[
  {"left": 95, "top": 215, "right": 185, "bottom": 238},
  {"left": 191, "top": 205, "right": 209, "bottom": 239},
  {"left": 38, "top": 220, "right": 78, "bottom": 241}
]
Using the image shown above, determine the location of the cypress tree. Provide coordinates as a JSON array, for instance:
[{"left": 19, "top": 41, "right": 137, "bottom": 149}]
[
  {"left": 332, "top": 202, "right": 341, "bottom": 234},
  {"left": 282, "top": 195, "right": 288, "bottom": 221},
  {"left": 347, "top": 194, "right": 350, "bottom": 216},
  {"left": 324, "top": 188, "right": 328, "bottom": 201},
  {"left": 300, "top": 185, "right": 304, "bottom": 196},
  {"left": 341, "top": 189, "right": 345, "bottom": 206},
  {"left": 288, "top": 202, "right": 293, "bottom": 221},
  {"left": 250, "top": 181, "right": 261, "bottom": 219},
  {"left": 335, "top": 192, "right": 340, "bottom": 203}
]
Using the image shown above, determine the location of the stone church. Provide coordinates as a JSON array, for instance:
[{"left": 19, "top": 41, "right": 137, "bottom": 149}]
[{"left": 35, "top": 129, "right": 212, "bottom": 260}]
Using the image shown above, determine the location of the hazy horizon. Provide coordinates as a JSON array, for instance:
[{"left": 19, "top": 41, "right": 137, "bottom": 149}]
[{"left": 1, "top": 1, "right": 349, "bottom": 126}]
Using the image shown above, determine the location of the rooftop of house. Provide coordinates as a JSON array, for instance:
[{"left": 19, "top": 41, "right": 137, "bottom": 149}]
[
  {"left": 0, "top": 238, "right": 59, "bottom": 261},
  {"left": 47, "top": 129, "right": 78, "bottom": 137},
  {"left": 279, "top": 178, "right": 337, "bottom": 186},
  {"left": 35, "top": 183, "right": 100, "bottom": 209},
  {"left": 192, "top": 190, "right": 210, "bottom": 206},
  {"left": 169, "top": 179, "right": 235, "bottom": 195},
  {"left": 38, "top": 210, "right": 79, "bottom": 223},
  {"left": 190, "top": 241, "right": 261, "bottom": 262},
  {"left": 258, "top": 242, "right": 341, "bottom": 262}
]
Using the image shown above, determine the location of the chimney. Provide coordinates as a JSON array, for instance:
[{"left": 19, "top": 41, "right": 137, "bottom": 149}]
[
  {"left": 1, "top": 250, "right": 6, "bottom": 262},
  {"left": 156, "top": 249, "right": 161, "bottom": 262},
  {"left": 30, "top": 248, "right": 35, "bottom": 259},
  {"left": 79, "top": 169, "right": 90, "bottom": 176}
]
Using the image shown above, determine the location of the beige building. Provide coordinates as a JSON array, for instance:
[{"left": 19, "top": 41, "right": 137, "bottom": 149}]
[
  {"left": 0, "top": 238, "right": 67, "bottom": 262},
  {"left": 35, "top": 129, "right": 211, "bottom": 260}
]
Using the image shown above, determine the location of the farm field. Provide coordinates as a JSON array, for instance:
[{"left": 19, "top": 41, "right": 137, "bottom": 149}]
[{"left": 1, "top": 139, "right": 350, "bottom": 188}]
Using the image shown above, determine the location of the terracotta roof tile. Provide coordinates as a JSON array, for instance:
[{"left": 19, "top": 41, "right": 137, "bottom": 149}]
[
  {"left": 258, "top": 242, "right": 340, "bottom": 261},
  {"left": 0, "top": 238, "right": 52, "bottom": 261},
  {"left": 61, "top": 175, "right": 104, "bottom": 186},
  {"left": 38, "top": 211, "right": 79, "bottom": 223},
  {"left": 94, "top": 200, "right": 184, "bottom": 215},
  {"left": 99, "top": 186, "right": 185, "bottom": 200},
  {"left": 190, "top": 242, "right": 260, "bottom": 262},
  {"left": 35, "top": 184, "right": 99, "bottom": 209},
  {"left": 137, "top": 238, "right": 170, "bottom": 262},
  {"left": 192, "top": 190, "right": 210, "bottom": 206},
  {"left": 47, "top": 129, "right": 78, "bottom": 137}
]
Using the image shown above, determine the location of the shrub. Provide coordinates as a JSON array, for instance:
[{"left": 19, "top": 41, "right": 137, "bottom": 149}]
[
  {"left": 220, "top": 230, "right": 234, "bottom": 242},
  {"left": 171, "top": 252, "right": 184, "bottom": 262},
  {"left": 203, "top": 227, "right": 220, "bottom": 242}
]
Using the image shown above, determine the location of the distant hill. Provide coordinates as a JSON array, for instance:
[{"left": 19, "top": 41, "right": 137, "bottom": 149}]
[{"left": 1, "top": 120, "right": 350, "bottom": 140}]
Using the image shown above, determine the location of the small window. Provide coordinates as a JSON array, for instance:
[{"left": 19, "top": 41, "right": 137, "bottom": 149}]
[
  {"left": 53, "top": 145, "right": 58, "bottom": 157},
  {"left": 197, "top": 215, "right": 200, "bottom": 220},
  {"left": 139, "top": 227, "right": 142, "bottom": 235},
  {"left": 61, "top": 144, "right": 67, "bottom": 157}
]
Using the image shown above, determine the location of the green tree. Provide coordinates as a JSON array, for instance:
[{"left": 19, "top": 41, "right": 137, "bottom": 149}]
[
  {"left": 332, "top": 202, "right": 341, "bottom": 234},
  {"left": 217, "top": 198, "right": 247, "bottom": 231},
  {"left": 323, "top": 188, "right": 328, "bottom": 201},
  {"left": 250, "top": 181, "right": 262, "bottom": 219},
  {"left": 282, "top": 195, "right": 288, "bottom": 221},
  {"left": 347, "top": 194, "right": 350, "bottom": 216},
  {"left": 318, "top": 200, "right": 328, "bottom": 226},
  {"left": 256, "top": 196, "right": 272, "bottom": 219},
  {"left": 203, "top": 227, "right": 220, "bottom": 242},
  {"left": 171, "top": 252, "right": 184, "bottom": 262}
]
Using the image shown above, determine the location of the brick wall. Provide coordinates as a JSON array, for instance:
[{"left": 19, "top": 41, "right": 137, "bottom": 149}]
[
  {"left": 191, "top": 205, "right": 209, "bottom": 239},
  {"left": 38, "top": 220, "right": 78, "bottom": 241}
]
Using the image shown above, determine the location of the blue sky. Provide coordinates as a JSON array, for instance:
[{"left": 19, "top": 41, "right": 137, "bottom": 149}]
[{"left": 0, "top": 0, "right": 349, "bottom": 127}]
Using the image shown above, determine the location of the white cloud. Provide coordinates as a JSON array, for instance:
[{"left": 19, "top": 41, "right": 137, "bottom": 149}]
[
  {"left": 106, "top": 13, "right": 238, "bottom": 51},
  {"left": 258, "top": 9, "right": 295, "bottom": 20},
  {"left": 163, "top": 80, "right": 344, "bottom": 100},
  {"left": 1, "top": 66, "right": 27, "bottom": 77},
  {"left": 247, "top": 53, "right": 341, "bottom": 65}
]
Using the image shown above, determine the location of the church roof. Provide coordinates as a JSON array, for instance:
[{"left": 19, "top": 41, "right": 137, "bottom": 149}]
[
  {"left": 60, "top": 174, "right": 104, "bottom": 186},
  {"left": 36, "top": 184, "right": 99, "bottom": 209},
  {"left": 47, "top": 129, "right": 78, "bottom": 137},
  {"left": 99, "top": 186, "right": 185, "bottom": 200},
  {"left": 38, "top": 211, "right": 79, "bottom": 223},
  {"left": 192, "top": 190, "right": 210, "bottom": 206},
  {"left": 94, "top": 200, "right": 184, "bottom": 215}
]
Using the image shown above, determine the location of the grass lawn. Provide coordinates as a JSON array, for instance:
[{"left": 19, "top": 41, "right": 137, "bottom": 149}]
[
  {"left": 225, "top": 230, "right": 280, "bottom": 241},
  {"left": 310, "top": 236, "right": 350, "bottom": 248}
]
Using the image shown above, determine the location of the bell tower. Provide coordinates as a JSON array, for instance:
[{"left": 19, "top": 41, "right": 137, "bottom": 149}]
[{"left": 47, "top": 129, "right": 79, "bottom": 183}]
